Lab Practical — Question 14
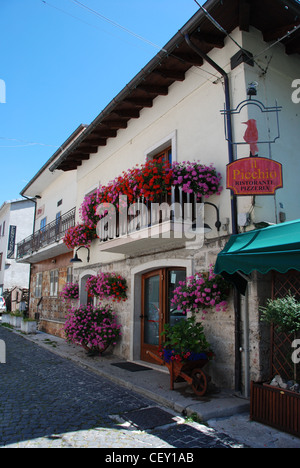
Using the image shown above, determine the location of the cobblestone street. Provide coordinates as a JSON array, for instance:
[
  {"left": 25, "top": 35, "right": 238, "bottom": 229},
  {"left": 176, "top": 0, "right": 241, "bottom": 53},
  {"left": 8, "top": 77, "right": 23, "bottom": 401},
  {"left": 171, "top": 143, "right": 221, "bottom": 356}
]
[{"left": 0, "top": 326, "right": 245, "bottom": 449}]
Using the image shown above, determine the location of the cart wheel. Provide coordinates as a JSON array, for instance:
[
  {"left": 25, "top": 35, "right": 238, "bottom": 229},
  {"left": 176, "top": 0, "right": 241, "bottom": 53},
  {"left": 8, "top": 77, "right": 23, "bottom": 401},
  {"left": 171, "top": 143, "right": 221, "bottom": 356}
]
[{"left": 191, "top": 368, "right": 208, "bottom": 396}]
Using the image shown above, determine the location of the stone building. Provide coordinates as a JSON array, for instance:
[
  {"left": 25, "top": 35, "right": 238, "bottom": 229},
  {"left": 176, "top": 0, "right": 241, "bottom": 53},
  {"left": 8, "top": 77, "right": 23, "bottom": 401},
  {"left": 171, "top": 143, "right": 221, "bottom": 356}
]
[{"left": 17, "top": 0, "right": 300, "bottom": 395}]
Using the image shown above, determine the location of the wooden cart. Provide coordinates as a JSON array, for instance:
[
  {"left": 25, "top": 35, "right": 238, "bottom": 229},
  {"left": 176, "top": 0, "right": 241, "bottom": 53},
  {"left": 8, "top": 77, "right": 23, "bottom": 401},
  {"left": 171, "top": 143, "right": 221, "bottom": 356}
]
[{"left": 147, "top": 350, "right": 211, "bottom": 396}]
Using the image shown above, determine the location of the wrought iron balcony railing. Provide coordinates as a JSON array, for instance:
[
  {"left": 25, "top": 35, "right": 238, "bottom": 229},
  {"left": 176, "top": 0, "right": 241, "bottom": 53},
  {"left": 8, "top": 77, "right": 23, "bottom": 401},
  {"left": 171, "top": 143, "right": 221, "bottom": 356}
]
[{"left": 17, "top": 208, "right": 76, "bottom": 259}]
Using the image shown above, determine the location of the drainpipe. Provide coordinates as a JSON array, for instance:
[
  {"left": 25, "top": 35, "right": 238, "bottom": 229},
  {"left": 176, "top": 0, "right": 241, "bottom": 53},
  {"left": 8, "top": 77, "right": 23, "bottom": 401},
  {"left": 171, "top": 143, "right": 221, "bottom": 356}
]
[
  {"left": 20, "top": 195, "right": 37, "bottom": 318},
  {"left": 184, "top": 34, "right": 242, "bottom": 394}
]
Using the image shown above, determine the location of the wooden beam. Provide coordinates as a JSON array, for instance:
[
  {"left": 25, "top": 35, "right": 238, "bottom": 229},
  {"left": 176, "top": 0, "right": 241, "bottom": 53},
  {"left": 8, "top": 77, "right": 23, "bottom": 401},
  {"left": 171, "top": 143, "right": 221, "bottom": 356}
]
[
  {"left": 91, "top": 129, "right": 117, "bottom": 138},
  {"left": 116, "top": 108, "right": 140, "bottom": 118},
  {"left": 84, "top": 136, "right": 107, "bottom": 146},
  {"left": 239, "top": 0, "right": 251, "bottom": 32},
  {"left": 263, "top": 23, "right": 300, "bottom": 42},
  {"left": 102, "top": 120, "right": 128, "bottom": 129},
  {"left": 194, "top": 33, "right": 225, "bottom": 49},
  {"left": 74, "top": 146, "right": 98, "bottom": 154},
  {"left": 285, "top": 39, "right": 300, "bottom": 55},
  {"left": 138, "top": 84, "right": 169, "bottom": 95},
  {"left": 153, "top": 69, "right": 186, "bottom": 81},
  {"left": 72, "top": 154, "right": 90, "bottom": 161},
  {"left": 172, "top": 52, "right": 204, "bottom": 66},
  {"left": 124, "top": 98, "right": 153, "bottom": 108}
]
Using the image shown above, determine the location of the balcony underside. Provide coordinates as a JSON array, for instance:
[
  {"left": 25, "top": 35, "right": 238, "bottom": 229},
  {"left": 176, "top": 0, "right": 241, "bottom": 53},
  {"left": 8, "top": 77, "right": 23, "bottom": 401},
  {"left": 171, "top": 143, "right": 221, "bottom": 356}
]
[
  {"left": 97, "top": 221, "right": 204, "bottom": 255},
  {"left": 17, "top": 239, "right": 71, "bottom": 264}
]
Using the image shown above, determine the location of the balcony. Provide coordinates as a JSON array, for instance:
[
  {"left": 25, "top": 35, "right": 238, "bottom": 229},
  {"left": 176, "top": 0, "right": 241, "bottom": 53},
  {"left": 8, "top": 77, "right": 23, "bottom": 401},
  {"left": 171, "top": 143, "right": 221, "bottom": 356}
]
[
  {"left": 17, "top": 208, "right": 76, "bottom": 263},
  {"left": 97, "top": 188, "right": 205, "bottom": 255}
]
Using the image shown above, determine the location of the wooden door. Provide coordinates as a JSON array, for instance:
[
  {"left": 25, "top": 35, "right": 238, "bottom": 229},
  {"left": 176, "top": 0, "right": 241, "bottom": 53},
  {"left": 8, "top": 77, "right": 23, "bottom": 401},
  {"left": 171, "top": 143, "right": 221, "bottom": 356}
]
[{"left": 140, "top": 268, "right": 186, "bottom": 363}]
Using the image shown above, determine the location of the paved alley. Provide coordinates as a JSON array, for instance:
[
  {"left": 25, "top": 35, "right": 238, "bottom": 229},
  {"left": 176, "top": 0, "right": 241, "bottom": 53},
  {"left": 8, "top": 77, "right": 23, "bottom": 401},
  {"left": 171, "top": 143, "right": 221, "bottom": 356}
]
[{"left": 0, "top": 326, "right": 244, "bottom": 449}]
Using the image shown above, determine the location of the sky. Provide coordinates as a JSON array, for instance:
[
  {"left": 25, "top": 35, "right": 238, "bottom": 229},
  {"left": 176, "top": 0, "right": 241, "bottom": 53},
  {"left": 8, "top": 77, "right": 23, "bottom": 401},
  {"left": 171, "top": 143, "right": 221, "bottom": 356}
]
[{"left": 0, "top": 0, "right": 202, "bottom": 204}]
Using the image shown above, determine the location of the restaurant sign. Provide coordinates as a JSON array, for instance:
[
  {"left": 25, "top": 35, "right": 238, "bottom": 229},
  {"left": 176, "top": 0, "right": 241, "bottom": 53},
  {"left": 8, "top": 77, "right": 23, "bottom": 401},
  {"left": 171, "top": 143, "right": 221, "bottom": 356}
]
[{"left": 227, "top": 157, "right": 283, "bottom": 196}]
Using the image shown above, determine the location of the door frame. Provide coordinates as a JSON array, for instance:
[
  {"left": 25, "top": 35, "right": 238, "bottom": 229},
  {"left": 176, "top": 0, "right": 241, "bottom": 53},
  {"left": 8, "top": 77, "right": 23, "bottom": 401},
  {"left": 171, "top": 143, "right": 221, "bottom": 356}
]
[
  {"left": 140, "top": 269, "right": 165, "bottom": 362},
  {"left": 140, "top": 267, "right": 186, "bottom": 363},
  {"left": 130, "top": 259, "right": 193, "bottom": 362}
]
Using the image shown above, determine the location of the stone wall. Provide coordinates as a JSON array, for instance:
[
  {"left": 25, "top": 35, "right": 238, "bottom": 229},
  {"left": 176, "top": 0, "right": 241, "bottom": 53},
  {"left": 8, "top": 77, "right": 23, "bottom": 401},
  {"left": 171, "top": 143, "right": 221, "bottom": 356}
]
[
  {"left": 73, "top": 235, "right": 240, "bottom": 389},
  {"left": 29, "top": 252, "right": 75, "bottom": 338}
]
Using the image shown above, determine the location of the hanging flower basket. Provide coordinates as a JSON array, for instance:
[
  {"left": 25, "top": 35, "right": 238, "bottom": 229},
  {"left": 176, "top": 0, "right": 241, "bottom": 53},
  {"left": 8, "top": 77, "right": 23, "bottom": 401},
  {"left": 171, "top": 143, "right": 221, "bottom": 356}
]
[
  {"left": 60, "top": 283, "right": 79, "bottom": 302},
  {"left": 170, "top": 265, "right": 230, "bottom": 317},
  {"left": 63, "top": 224, "right": 97, "bottom": 250},
  {"left": 85, "top": 272, "right": 128, "bottom": 302},
  {"left": 64, "top": 304, "right": 122, "bottom": 355}
]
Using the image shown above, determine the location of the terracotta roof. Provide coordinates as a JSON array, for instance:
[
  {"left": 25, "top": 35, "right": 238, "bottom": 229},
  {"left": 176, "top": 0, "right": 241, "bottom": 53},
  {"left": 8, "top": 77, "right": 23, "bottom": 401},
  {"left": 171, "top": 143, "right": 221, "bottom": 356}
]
[{"left": 50, "top": 0, "right": 300, "bottom": 172}]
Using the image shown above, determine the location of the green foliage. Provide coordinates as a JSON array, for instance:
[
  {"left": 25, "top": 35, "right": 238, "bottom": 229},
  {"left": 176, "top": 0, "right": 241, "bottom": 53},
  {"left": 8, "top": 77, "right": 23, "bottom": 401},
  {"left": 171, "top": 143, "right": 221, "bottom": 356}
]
[
  {"left": 161, "top": 316, "right": 211, "bottom": 356},
  {"left": 260, "top": 293, "right": 300, "bottom": 334}
]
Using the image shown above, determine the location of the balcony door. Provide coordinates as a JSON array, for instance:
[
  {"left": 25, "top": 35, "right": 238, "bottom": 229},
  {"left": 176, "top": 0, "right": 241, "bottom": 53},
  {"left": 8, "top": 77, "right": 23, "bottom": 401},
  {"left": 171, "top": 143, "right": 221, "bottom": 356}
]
[{"left": 140, "top": 267, "right": 186, "bottom": 363}]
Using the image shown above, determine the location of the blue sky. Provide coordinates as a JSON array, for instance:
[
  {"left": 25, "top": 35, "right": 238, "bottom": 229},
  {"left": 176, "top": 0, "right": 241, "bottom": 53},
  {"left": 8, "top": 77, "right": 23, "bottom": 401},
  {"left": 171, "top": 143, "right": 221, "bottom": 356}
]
[{"left": 0, "top": 0, "right": 201, "bottom": 203}]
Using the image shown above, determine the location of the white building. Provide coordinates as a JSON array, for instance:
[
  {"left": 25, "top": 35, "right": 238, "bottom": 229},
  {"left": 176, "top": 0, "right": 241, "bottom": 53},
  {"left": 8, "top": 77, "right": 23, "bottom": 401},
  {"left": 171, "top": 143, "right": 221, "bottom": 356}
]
[
  {"left": 19, "top": 0, "right": 300, "bottom": 394},
  {"left": 17, "top": 124, "right": 86, "bottom": 336},
  {"left": 0, "top": 199, "right": 35, "bottom": 298}
]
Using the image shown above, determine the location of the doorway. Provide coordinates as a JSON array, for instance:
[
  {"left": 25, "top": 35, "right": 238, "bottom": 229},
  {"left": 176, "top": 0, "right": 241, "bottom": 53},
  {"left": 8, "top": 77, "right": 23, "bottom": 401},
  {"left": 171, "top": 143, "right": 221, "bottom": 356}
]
[{"left": 140, "top": 267, "right": 186, "bottom": 363}]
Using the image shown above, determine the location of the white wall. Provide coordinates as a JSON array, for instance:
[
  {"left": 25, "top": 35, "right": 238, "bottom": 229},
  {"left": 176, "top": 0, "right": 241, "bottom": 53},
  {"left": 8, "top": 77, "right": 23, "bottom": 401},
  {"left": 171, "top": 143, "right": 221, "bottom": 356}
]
[
  {"left": 72, "top": 26, "right": 300, "bottom": 269},
  {"left": 238, "top": 27, "right": 300, "bottom": 225},
  {"left": 74, "top": 31, "right": 249, "bottom": 266},
  {"left": 0, "top": 200, "right": 35, "bottom": 292},
  {"left": 34, "top": 170, "right": 77, "bottom": 230}
]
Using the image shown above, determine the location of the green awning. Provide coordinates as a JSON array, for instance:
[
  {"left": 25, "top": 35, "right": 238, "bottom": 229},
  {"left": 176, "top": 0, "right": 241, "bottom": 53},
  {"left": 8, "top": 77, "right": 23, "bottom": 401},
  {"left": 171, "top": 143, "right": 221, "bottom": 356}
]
[{"left": 215, "top": 219, "right": 300, "bottom": 294}]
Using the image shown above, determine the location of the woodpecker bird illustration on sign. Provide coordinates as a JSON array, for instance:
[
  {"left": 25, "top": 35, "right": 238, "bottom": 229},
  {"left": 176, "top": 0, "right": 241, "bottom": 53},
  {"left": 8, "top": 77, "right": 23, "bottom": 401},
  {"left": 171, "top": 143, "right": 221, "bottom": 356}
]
[{"left": 243, "top": 119, "right": 259, "bottom": 156}]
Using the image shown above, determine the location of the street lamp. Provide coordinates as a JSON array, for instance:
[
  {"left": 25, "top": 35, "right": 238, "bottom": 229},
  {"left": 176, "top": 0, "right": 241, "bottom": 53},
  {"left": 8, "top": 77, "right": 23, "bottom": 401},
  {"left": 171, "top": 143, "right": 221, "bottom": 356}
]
[
  {"left": 203, "top": 202, "right": 221, "bottom": 232},
  {"left": 70, "top": 246, "right": 90, "bottom": 263}
]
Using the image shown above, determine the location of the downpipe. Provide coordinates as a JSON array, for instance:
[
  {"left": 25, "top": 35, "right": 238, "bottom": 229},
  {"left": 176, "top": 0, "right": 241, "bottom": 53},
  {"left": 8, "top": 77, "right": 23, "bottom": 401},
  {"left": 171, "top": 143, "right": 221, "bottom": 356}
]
[{"left": 184, "top": 34, "right": 243, "bottom": 394}]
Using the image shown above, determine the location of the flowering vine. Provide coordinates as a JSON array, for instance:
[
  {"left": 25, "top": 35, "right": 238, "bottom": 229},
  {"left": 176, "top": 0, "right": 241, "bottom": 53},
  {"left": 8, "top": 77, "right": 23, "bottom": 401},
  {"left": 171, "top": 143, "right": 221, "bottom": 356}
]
[
  {"left": 85, "top": 272, "right": 128, "bottom": 302},
  {"left": 171, "top": 265, "right": 229, "bottom": 318},
  {"left": 64, "top": 304, "right": 122, "bottom": 355}
]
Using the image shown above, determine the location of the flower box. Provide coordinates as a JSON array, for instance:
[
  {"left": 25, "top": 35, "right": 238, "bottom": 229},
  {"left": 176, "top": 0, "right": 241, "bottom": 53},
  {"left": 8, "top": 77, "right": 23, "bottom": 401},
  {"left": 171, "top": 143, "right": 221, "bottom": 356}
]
[
  {"left": 250, "top": 381, "right": 300, "bottom": 437},
  {"left": 21, "top": 319, "right": 37, "bottom": 335},
  {"left": 11, "top": 315, "right": 22, "bottom": 328},
  {"left": 1, "top": 314, "right": 11, "bottom": 325}
]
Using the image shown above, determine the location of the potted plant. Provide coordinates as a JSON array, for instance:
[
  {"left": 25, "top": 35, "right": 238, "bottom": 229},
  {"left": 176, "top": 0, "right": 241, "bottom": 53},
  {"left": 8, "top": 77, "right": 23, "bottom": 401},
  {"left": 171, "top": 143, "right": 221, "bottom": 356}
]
[
  {"left": 151, "top": 316, "right": 214, "bottom": 396},
  {"left": 260, "top": 293, "right": 300, "bottom": 381},
  {"left": 160, "top": 316, "right": 213, "bottom": 363},
  {"left": 64, "top": 304, "right": 122, "bottom": 356},
  {"left": 250, "top": 293, "right": 300, "bottom": 437}
]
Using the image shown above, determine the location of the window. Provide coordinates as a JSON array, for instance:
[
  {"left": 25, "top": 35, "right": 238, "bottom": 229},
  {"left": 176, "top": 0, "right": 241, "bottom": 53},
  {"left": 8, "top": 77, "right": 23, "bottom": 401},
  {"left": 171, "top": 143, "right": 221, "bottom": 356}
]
[
  {"left": 35, "top": 273, "right": 43, "bottom": 297},
  {"left": 0, "top": 253, "right": 2, "bottom": 270},
  {"left": 55, "top": 212, "right": 61, "bottom": 236},
  {"left": 152, "top": 146, "right": 172, "bottom": 164},
  {"left": 50, "top": 270, "right": 59, "bottom": 297},
  {"left": 67, "top": 266, "right": 73, "bottom": 283},
  {"left": 40, "top": 217, "right": 47, "bottom": 232},
  {"left": 145, "top": 131, "right": 177, "bottom": 164}
]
